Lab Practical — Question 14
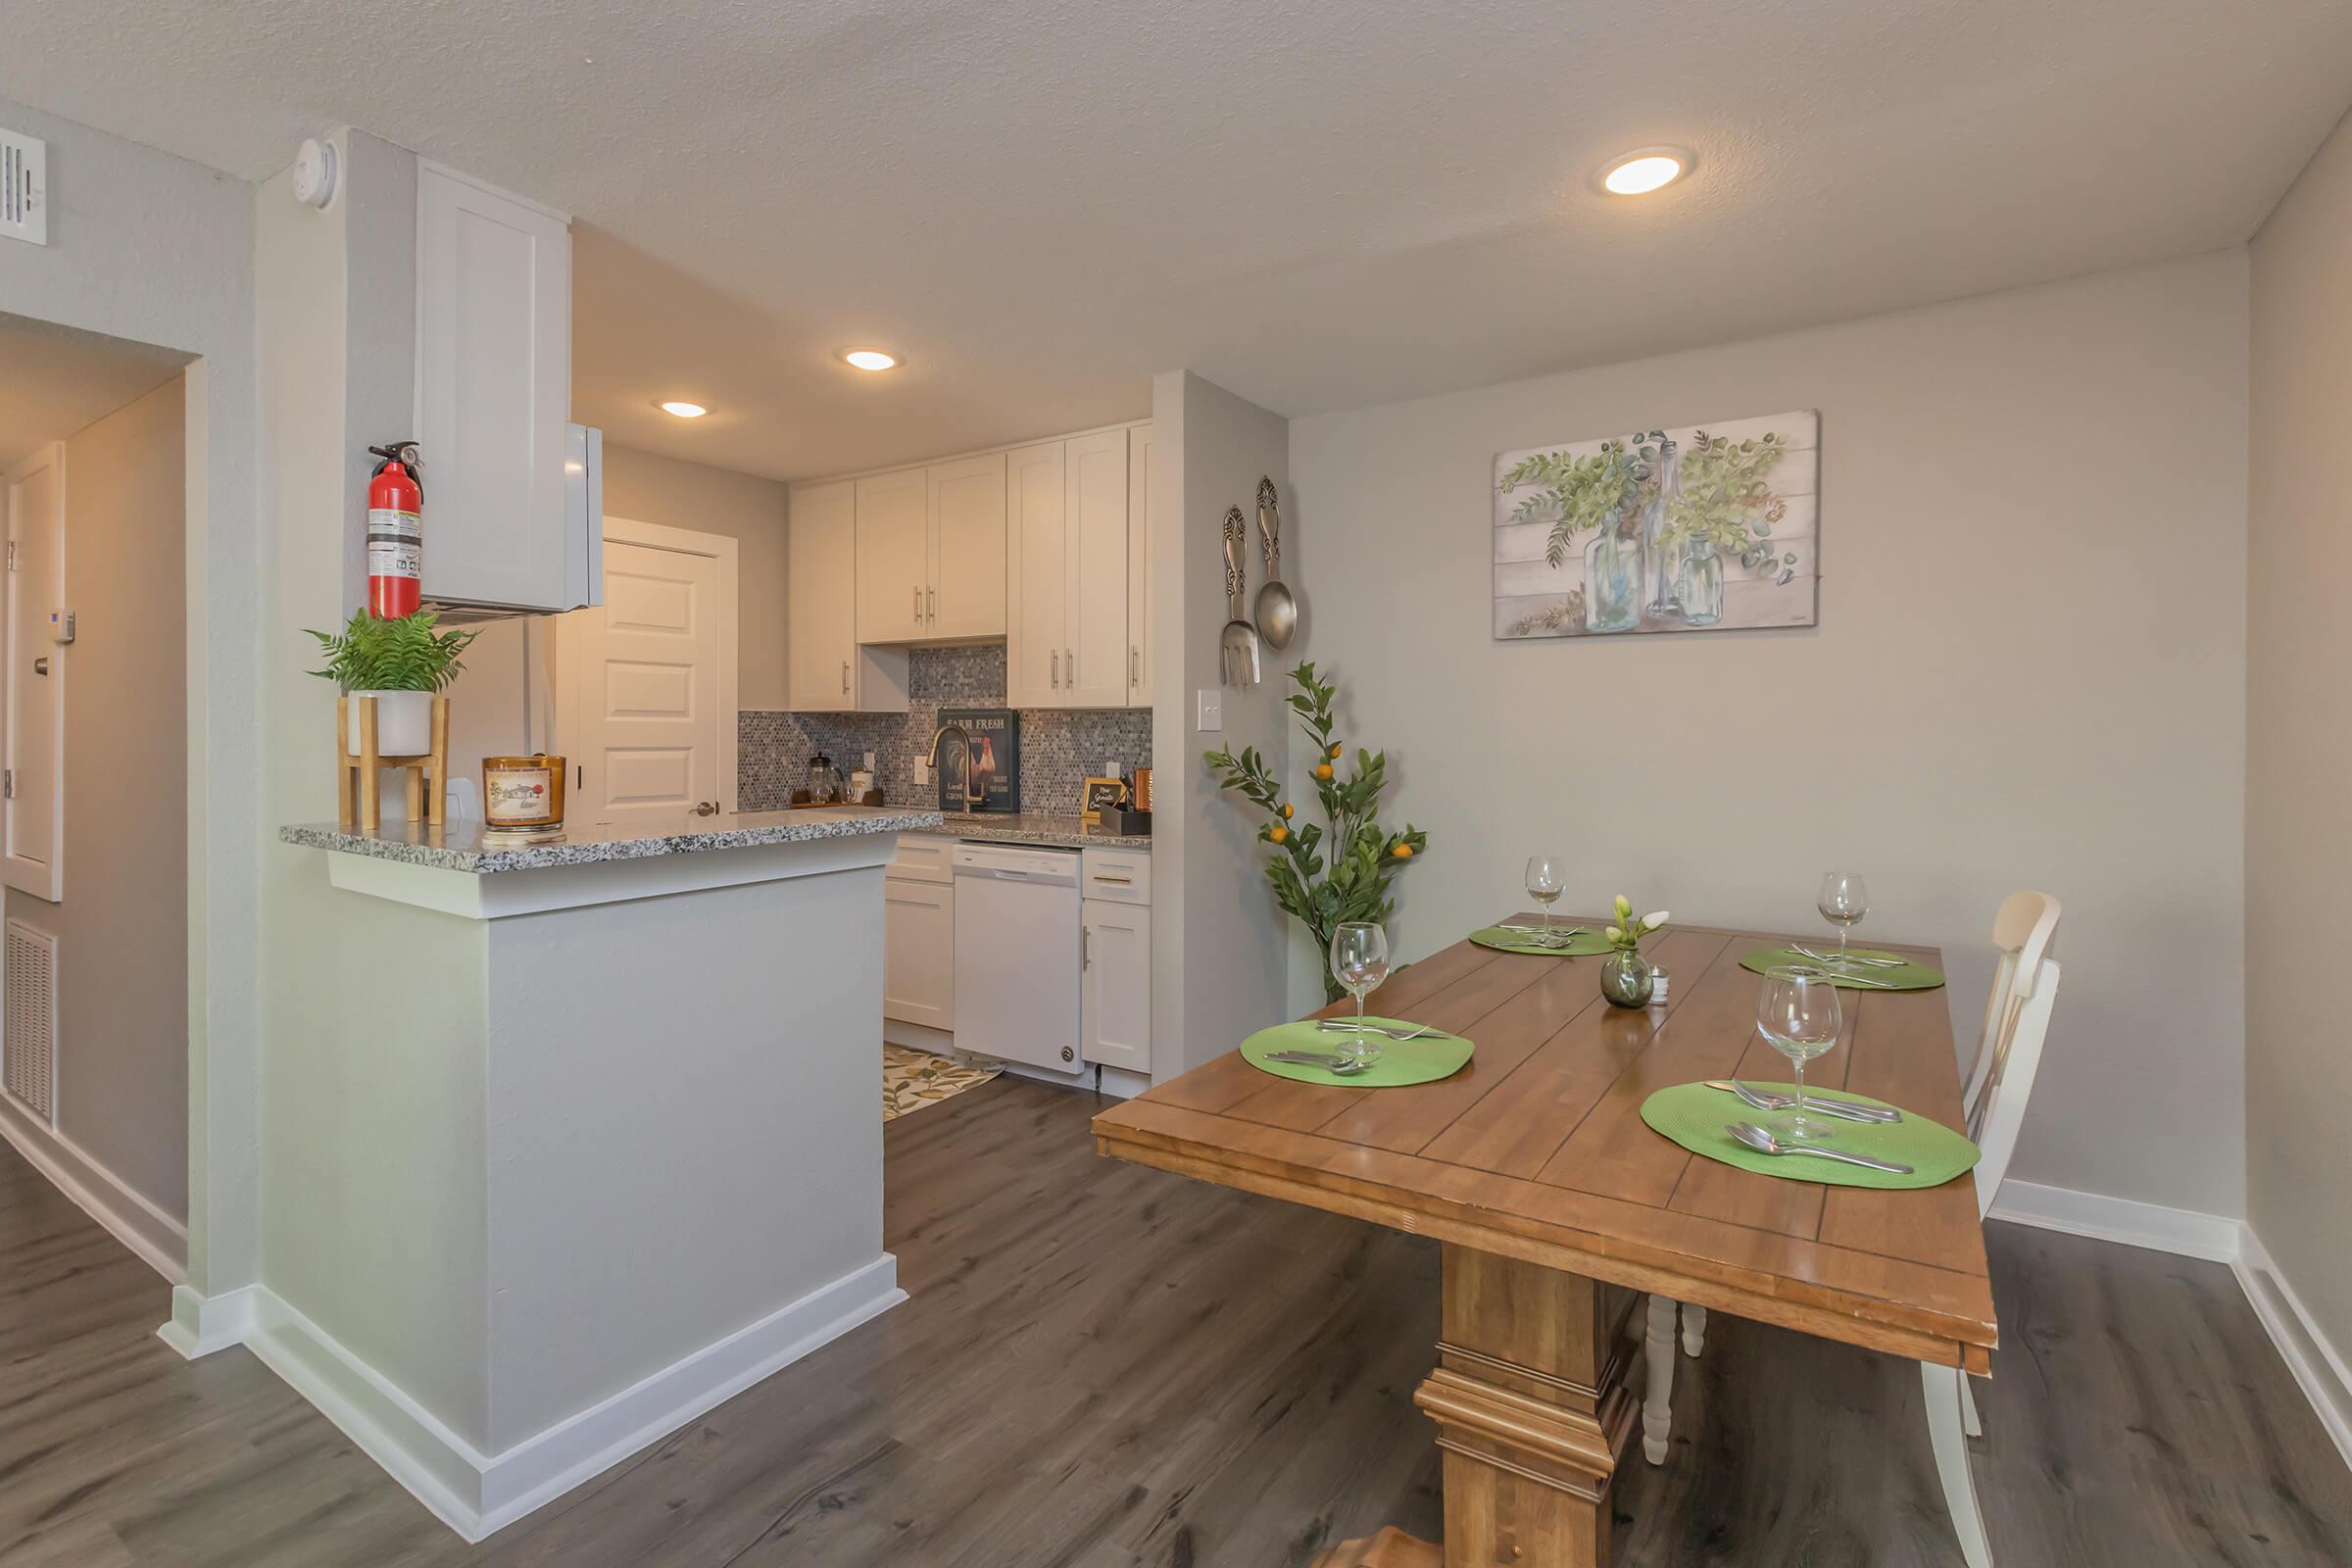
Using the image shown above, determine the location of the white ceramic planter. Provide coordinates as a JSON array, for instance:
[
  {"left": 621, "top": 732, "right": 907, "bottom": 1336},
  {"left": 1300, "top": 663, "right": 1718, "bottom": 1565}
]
[{"left": 344, "top": 689, "right": 434, "bottom": 757}]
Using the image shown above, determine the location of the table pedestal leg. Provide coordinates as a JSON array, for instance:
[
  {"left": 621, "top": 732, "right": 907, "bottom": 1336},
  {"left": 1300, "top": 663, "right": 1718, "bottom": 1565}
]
[{"left": 1315, "top": 1246, "right": 1640, "bottom": 1568}]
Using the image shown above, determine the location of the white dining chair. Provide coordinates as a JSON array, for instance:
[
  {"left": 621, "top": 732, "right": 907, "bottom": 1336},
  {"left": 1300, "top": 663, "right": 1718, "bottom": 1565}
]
[{"left": 1640, "top": 899, "right": 2064, "bottom": 1568}]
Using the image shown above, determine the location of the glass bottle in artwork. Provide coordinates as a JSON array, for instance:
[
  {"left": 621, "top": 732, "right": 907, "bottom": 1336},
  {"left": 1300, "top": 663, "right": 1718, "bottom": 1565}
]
[
  {"left": 1643, "top": 434, "right": 1686, "bottom": 623},
  {"left": 1676, "top": 541, "right": 1724, "bottom": 626},
  {"left": 1583, "top": 516, "right": 1643, "bottom": 633}
]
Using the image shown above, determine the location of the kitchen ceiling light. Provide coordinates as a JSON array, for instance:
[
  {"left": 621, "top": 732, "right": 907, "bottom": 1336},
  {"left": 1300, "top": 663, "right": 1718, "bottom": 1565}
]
[
  {"left": 1599, "top": 149, "right": 1690, "bottom": 196},
  {"left": 840, "top": 349, "right": 900, "bottom": 371},
  {"left": 660, "top": 400, "right": 709, "bottom": 417}
]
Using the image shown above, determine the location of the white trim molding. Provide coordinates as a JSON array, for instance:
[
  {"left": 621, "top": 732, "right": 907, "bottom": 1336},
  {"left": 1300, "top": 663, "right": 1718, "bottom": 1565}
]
[
  {"left": 1986, "top": 1178, "right": 2240, "bottom": 1262},
  {"left": 2233, "top": 1228, "right": 2352, "bottom": 1471},
  {"left": 186, "top": 1254, "right": 903, "bottom": 1542},
  {"left": 0, "top": 1092, "right": 186, "bottom": 1283},
  {"left": 157, "top": 1281, "right": 259, "bottom": 1360}
]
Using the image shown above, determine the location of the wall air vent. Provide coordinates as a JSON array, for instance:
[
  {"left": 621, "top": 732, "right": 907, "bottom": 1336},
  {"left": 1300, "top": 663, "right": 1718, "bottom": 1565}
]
[
  {"left": 2, "top": 919, "right": 57, "bottom": 1125},
  {"left": 3, "top": 128, "right": 48, "bottom": 246}
]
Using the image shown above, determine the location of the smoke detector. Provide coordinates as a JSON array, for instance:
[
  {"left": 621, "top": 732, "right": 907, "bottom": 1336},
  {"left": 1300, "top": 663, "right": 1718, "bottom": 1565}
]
[{"left": 292, "top": 138, "right": 339, "bottom": 210}]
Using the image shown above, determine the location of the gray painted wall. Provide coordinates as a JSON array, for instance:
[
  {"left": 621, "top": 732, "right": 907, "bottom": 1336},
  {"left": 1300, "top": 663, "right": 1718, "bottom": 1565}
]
[
  {"left": 1283, "top": 252, "right": 2251, "bottom": 1220},
  {"left": 2247, "top": 106, "right": 2352, "bottom": 1363}
]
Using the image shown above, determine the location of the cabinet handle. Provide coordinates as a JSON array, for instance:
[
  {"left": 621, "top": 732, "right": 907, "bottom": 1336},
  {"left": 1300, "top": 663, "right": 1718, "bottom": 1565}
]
[
  {"left": 841, "top": 659, "right": 850, "bottom": 695},
  {"left": 928, "top": 586, "right": 936, "bottom": 621},
  {"left": 1093, "top": 874, "right": 1133, "bottom": 885},
  {"left": 1067, "top": 648, "right": 1076, "bottom": 687},
  {"left": 1083, "top": 927, "right": 1092, "bottom": 969},
  {"left": 912, "top": 585, "right": 921, "bottom": 622},
  {"left": 1052, "top": 650, "right": 1059, "bottom": 688},
  {"left": 1131, "top": 647, "right": 1140, "bottom": 687}
]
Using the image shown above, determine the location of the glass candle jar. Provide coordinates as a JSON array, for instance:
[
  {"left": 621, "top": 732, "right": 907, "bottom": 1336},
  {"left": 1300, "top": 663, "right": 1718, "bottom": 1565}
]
[{"left": 483, "top": 755, "right": 566, "bottom": 829}]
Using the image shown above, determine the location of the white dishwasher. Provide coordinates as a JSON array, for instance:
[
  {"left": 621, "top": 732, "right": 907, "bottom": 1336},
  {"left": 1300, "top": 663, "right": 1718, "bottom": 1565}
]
[{"left": 951, "top": 843, "right": 1083, "bottom": 1075}]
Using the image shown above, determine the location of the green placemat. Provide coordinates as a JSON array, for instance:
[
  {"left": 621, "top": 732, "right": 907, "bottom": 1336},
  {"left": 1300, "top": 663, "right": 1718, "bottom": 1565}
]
[
  {"left": 1470, "top": 925, "right": 1613, "bottom": 956},
  {"left": 1241, "top": 1017, "right": 1475, "bottom": 1087},
  {"left": 1740, "top": 946, "right": 1945, "bottom": 990},
  {"left": 1640, "top": 1081, "right": 1979, "bottom": 1189}
]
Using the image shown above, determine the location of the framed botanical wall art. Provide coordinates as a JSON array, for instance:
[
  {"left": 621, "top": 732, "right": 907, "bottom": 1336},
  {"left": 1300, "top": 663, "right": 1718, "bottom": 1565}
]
[{"left": 1493, "top": 410, "right": 1819, "bottom": 640}]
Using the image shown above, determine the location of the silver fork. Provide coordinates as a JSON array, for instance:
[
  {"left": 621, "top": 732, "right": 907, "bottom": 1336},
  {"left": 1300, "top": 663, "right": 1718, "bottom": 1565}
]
[
  {"left": 1708, "top": 1079, "right": 1901, "bottom": 1123},
  {"left": 1314, "top": 1020, "right": 1450, "bottom": 1042},
  {"left": 1790, "top": 944, "right": 1902, "bottom": 968}
]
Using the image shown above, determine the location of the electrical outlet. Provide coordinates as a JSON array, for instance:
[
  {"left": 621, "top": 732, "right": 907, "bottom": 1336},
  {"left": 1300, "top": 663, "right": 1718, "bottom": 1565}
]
[{"left": 1196, "top": 689, "right": 1223, "bottom": 733}]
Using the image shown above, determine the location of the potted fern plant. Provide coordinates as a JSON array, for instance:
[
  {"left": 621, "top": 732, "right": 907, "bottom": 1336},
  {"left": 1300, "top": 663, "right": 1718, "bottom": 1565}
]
[{"left": 307, "top": 609, "right": 477, "bottom": 756}]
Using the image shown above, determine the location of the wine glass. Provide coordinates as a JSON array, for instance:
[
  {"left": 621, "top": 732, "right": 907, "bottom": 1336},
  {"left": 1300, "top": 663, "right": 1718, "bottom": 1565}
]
[
  {"left": 1755, "top": 964, "right": 1843, "bottom": 1142},
  {"left": 1329, "top": 921, "right": 1393, "bottom": 1067},
  {"left": 1816, "top": 872, "right": 1869, "bottom": 973},
  {"left": 1524, "top": 855, "right": 1566, "bottom": 944}
]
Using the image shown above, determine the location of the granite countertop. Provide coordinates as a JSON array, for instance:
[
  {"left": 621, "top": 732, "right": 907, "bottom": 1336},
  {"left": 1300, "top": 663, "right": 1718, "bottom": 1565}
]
[
  {"left": 282, "top": 805, "right": 946, "bottom": 874},
  {"left": 906, "top": 812, "right": 1153, "bottom": 851}
]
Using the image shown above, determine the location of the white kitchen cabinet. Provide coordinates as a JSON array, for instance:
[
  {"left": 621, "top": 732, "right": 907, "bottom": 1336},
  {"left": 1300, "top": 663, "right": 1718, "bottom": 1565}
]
[
  {"left": 928, "top": 453, "right": 1007, "bottom": 639},
  {"left": 884, "top": 876, "right": 955, "bottom": 1031},
  {"left": 854, "top": 466, "right": 930, "bottom": 643},
  {"left": 1064, "top": 430, "right": 1129, "bottom": 708},
  {"left": 1007, "top": 431, "right": 1128, "bottom": 709},
  {"left": 1125, "top": 421, "right": 1154, "bottom": 709},
  {"left": 851, "top": 455, "right": 1005, "bottom": 645},
  {"left": 1081, "top": 898, "right": 1151, "bottom": 1073},
  {"left": 789, "top": 480, "right": 908, "bottom": 711},
  {"left": 1004, "top": 441, "right": 1067, "bottom": 707},
  {"left": 415, "top": 162, "right": 596, "bottom": 612}
]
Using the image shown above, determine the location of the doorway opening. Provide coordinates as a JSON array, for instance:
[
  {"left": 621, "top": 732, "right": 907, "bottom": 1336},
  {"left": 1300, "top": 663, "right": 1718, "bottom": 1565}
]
[{"left": 0, "top": 310, "right": 195, "bottom": 1280}]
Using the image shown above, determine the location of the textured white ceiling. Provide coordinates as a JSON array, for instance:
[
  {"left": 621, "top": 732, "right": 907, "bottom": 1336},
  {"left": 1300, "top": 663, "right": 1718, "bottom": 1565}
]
[
  {"left": 5, "top": 1, "right": 2348, "bottom": 481},
  {"left": 0, "top": 313, "right": 190, "bottom": 469}
]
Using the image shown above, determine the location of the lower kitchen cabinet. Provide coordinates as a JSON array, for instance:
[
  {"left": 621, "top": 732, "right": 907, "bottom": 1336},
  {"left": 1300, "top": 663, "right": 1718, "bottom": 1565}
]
[
  {"left": 1081, "top": 898, "right": 1151, "bottom": 1073},
  {"left": 883, "top": 875, "right": 955, "bottom": 1030}
]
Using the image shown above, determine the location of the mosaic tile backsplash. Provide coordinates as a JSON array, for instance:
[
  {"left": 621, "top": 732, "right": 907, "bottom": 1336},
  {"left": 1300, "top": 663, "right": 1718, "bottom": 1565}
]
[{"left": 740, "top": 645, "right": 1152, "bottom": 814}]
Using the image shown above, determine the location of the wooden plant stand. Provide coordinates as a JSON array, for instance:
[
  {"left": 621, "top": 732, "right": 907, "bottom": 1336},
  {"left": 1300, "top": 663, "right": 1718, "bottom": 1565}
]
[{"left": 336, "top": 694, "right": 451, "bottom": 833}]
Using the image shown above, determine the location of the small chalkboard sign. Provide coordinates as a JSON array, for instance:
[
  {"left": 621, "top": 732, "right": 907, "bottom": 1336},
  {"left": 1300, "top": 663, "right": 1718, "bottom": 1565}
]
[{"left": 1080, "top": 776, "right": 1127, "bottom": 824}]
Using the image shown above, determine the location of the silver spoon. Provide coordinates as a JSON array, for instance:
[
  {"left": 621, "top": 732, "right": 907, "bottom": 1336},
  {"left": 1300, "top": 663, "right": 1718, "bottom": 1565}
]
[
  {"left": 1727, "top": 1120, "right": 1913, "bottom": 1174},
  {"left": 1252, "top": 476, "right": 1298, "bottom": 650}
]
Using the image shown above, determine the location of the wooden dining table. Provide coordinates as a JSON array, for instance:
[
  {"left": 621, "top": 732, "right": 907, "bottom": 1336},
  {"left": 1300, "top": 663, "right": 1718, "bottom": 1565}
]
[{"left": 1092, "top": 915, "right": 1996, "bottom": 1568}]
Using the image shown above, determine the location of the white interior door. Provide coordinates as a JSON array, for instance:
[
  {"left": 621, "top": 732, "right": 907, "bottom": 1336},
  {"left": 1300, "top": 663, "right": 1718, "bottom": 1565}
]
[
  {"left": 562, "top": 520, "right": 737, "bottom": 823},
  {"left": 4, "top": 444, "right": 65, "bottom": 902}
]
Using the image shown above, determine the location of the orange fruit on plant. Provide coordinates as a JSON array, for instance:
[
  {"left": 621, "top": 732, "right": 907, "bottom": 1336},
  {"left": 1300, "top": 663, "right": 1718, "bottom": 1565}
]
[
  {"left": 1315, "top": 762, "right": 1334, "bottom": 780},
  {"left": 1269, "top": 825, "right": 1289, "bottom": 844},
  {"left": 1280, "top": 803, "right": 1294, "bottom": 819},
  {"left": 1393, "top": 843, "right": 1414, "bottom": 858}
]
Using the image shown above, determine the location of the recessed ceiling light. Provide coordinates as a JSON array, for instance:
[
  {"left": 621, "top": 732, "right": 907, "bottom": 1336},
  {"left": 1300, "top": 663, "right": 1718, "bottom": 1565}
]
[
  {"left": 660, "top": 400, "right": 709, "bottom": 418},
  {"left": 840, "top": 348, "right": 900, "bottom": 372},
  {"left": 1599, "top": 148, "right": 1691, "bottom": 196}
]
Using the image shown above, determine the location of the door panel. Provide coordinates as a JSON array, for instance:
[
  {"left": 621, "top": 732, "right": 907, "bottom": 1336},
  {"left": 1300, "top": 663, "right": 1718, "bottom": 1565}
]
[
  {"left": 571, "top": 539, "right": 721, "bottom": 821},
  {"left": 1064, "top": 429, "right": 1128, "bottom": 709},
  {"left": 883, "top": 877, "right": 955, "bottom": 1029},
  {"left": 928, "top": 453, "right": 1005, "bottom": 639},
  {"left": 1004, "top": 442, "right": 1067, "bottom": 708},
  {"left": 1126, "top": 423, "right": 1153, "bottom": 708},
  {"left": 855, "top": 467, "right": 929, "bottom": 643},
  {"left": 4, "top": 444, "right": 64, "bottom": 901},
  {"left": 1082, "top": 900, "right": 1151, "bottom": 1072},
  {"left": 789, "top": 480, "right": 857, "bottom": 710}
]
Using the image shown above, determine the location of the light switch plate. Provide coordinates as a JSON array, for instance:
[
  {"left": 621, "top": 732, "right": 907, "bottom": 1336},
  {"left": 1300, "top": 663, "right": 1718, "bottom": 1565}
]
[{"left": 1196, "top": 689, "right": 1223, "bottom": 732}]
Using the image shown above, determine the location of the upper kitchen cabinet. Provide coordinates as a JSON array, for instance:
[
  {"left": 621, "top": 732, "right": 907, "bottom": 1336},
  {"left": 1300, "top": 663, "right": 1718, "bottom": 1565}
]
[
  {"left": 790, "top": 479, "right": 909, "bottom": 712},
  {"left": 415, "top": 162, "right": 600, "bottom": 612},
  {"left": 853, "top": 455, "right": 1007, "bottom": 644},
  {"left": 1008, "top": 430, "right": 1128, "bottom": 709},
  {"left": 1125, "top": 422, "right": 1154, "bottom": 709}
]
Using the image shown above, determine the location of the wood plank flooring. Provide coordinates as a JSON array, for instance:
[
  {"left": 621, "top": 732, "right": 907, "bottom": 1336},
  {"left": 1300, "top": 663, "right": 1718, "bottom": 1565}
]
[{"left": 3, "top": 1078, "right": 2347, "bottom": 1565}]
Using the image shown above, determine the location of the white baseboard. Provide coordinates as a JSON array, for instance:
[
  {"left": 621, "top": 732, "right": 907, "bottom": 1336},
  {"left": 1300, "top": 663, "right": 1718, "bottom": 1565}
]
[
  {"left": 227, "top": 1253, "right": 905, "bottom": 1542},
  {"left": 0, "top": 1094, "right": 186, "bottom": 1284},
  {"left": 2233, "top": 1227, "right": 2352, "bottom": 1471},
  {"left": 1986, "top": 1178, "right": 2240, "bottom": 1262},
  {"left": 157, "top": 1282, "right": 260, "bottom": 1360},
  {"left": 1989, "top": 1179, "right": 2350, "bottom": 1473}
]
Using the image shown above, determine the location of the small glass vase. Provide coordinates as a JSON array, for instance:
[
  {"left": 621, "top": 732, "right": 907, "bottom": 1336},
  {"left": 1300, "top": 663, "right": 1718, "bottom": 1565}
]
[
  {"left": 1583, "top": 522, "right": 1643, "bottom": 634},
  {"left": 1600, "top": 948, "right": 1655, "bottom": 1008},
  {"left": 1676, "top": 542, "right": 1724, "bottom": 626}
]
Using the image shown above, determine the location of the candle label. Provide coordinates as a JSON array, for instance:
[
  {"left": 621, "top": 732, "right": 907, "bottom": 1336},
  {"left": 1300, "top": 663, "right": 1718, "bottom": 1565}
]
[{"left": 486, "top": 766, "right": 556, "bottom": 824}]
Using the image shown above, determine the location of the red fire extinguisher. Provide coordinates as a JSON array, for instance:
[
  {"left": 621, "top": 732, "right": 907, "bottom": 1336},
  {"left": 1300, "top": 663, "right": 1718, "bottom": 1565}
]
[{"left": 366, "top": 442, "right": 423, "bottom": 618}]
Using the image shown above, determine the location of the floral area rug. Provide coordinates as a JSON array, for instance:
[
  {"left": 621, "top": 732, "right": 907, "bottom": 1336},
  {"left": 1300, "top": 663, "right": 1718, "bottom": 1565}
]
[{"left": 883, "top": 1044, "right": 1003, "bottom": 1121}]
